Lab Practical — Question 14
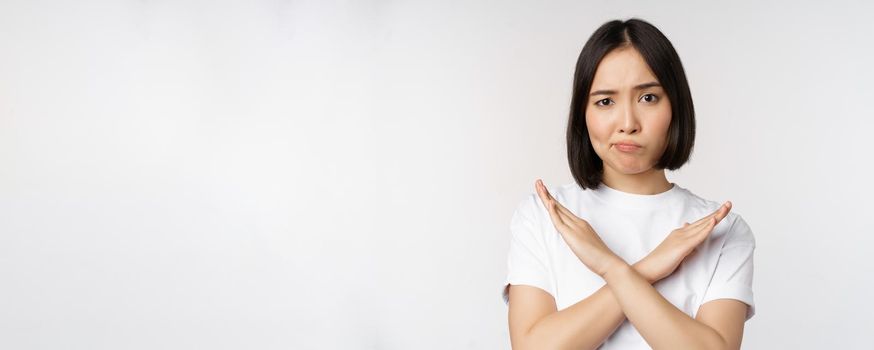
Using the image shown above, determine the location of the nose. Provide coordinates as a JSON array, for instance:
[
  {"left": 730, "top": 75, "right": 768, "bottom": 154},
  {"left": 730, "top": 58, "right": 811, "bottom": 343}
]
[{"left": 619, "top": 101, "right": 641, "bottom": 134}]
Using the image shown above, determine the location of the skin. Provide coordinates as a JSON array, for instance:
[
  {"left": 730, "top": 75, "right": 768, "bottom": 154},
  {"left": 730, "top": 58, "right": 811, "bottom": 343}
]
[
  {"left": 586, "top": 45, "right": 673, "bottom": 195},
  {"left": 507, "top": 46, "right": 749, "bottom": 350}
]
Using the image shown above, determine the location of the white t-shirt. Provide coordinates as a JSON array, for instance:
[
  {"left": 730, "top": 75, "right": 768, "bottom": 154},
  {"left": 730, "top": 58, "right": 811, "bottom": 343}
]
[{"left": 501, "top": 181, "right": 756, "bottom": 349}]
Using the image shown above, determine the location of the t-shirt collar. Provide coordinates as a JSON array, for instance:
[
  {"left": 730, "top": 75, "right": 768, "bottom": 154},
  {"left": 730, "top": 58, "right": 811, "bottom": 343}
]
[{"left": 590, "top": 181, "right": 683, "bottom": 210}]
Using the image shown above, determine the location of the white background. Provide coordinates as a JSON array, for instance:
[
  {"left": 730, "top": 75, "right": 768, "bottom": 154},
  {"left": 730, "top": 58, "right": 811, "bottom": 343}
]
[{"left": 1, "top": 0, "right": 872, "bottom": 349}]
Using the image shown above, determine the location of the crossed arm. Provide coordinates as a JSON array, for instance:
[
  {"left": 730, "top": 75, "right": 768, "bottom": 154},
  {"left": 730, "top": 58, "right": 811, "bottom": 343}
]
[
  {"left": 508, "top": 262, "right": 748, "bottom": 350},
  {"left": 508, "top": 180, "right": 748, "bottom": 350},
  {"left": 602, "top": 261, "right": 747, "bottom": 350}
]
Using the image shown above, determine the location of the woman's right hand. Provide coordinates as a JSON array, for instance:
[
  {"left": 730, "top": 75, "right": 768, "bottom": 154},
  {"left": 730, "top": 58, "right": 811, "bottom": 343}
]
[{"left": 636, "top": 201, "right": 733, "bottom": 283}]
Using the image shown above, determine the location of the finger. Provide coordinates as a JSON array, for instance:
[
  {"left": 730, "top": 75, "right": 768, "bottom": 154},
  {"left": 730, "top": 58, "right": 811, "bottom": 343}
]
[
  {"left": 689, "top": 214, "right": 714, "bottom": 228},
  {"left": 535, "top": 180, "right": 567, "bottom": 227},
  {"left": 714, "top": 201, "right": 733, "bottom": 223},
  {"left": 536, "top": 181, "right": 583, "bottom": 224},
  {"left": 693, "top": 206, "right": 722, "bottom": 225},
  {"left": 678, "top": 205, "right": 722, "bottom": 233},
  {"left": 536, "top": 180, "right": 585, "bottom": 233},
  {"left": 555, "top": 203, "right": 583, "bottom": 226},
  {"left": 537, "top": 179, "right": 558, "bottom": 203},
  {"left": 536, "top": 180, "right": 574, "bottom": 222},
  {"left": 699, "top": 216, "right": 718, "bottom": 236},
  {"left": 691, "top": 201, "right": 732, "bottom": 227},
  {"left": 703, "top": 201, "right": 733, "bottom": 227},
  {"left": 703, "top": 216, "right": 718, "bottom": 232},
  {"left": 688, "top": 216, "right": 717, "bottom": 241}
]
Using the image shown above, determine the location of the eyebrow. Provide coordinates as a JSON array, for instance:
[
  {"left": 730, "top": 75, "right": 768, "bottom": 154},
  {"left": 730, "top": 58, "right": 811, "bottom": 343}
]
[{"left": 589, "top": 82, "right": 662, "bottom": 97}]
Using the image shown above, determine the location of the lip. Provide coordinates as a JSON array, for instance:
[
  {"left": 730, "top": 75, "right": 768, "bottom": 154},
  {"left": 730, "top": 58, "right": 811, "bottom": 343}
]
[{"left": 613, "top": 141, "right": 642, "bottom": 152}]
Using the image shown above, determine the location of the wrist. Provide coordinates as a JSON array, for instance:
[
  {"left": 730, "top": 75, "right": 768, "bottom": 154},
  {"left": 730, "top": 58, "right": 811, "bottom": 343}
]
[
  {"left": 631, "top": 258, "right": 656, "bottom": 284},
  {"left": 601, "top": 256, "right": 631, "bottom": 279}
]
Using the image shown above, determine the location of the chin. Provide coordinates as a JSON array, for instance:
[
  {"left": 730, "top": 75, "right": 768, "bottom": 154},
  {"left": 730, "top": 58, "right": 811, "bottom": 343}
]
[{"left": 609, "top": 160, "right": 652, "bottom": 175}]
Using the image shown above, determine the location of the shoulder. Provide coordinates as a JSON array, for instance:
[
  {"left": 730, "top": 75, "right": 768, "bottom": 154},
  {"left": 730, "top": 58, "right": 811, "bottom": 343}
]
[
  {"left": 511, "top": 182, "right": 581, "bottom": 222},
  {"left": 509, "top": 182, "right": 582, "bottom": 245},
  {"left": 722, "top": 212, "right": 756, "bottom": 248},
  {"left": 680, "top": 187, "right": 756, "bottom": 248}
]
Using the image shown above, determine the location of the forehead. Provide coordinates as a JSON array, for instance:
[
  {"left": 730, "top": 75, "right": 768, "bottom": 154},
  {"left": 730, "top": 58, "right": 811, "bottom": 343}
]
[{"left": 590, "top": 47, "right": 658, "bottom": 88}]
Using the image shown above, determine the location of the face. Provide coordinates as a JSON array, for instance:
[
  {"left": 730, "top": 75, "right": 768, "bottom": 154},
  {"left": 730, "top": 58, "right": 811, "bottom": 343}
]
[{"left": 585, "top": 46, "right": 672, "bottom": 176}]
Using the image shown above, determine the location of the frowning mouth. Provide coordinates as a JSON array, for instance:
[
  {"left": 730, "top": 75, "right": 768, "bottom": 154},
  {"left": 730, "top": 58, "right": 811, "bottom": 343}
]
[{"left": 614, "top": 143, "right": 641, "bottom": 152}]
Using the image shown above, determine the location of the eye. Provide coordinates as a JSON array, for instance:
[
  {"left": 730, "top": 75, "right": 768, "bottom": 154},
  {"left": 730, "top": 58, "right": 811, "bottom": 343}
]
[
  {"left": 595, "top": 98, "right": 613, "bottom": 107},
  {"left": 640, "top": 93, "right": 659, "bottom": 103}
]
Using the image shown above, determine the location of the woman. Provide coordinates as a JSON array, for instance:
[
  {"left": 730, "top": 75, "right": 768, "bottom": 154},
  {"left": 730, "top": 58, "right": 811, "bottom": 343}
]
[{"left": 501, "top": 18, "right": 756, "bottom": 349}]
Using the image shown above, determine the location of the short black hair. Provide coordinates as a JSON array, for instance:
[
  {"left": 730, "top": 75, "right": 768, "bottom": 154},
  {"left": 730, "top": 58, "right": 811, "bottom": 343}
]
[{"left": 567, "top": 18, "right": 696, "bottom": 190}]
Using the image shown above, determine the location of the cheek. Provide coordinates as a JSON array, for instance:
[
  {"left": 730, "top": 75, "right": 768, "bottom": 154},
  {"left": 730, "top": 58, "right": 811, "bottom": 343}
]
[
  {"left": 585, "top": 112, "right": 609, "bottom": 145},
  {"left": 654, "top": 112, "right": 671, "bottom": 135},
  {"left": 650, "top": 106, "right": 672, "bottom": 152},
  {"left": 658, "top": 108, "right": 672, "bottom": 135}
]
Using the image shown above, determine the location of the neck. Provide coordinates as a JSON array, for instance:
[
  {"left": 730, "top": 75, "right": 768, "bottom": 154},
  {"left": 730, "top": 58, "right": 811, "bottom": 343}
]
[{"left": 601, "top": 166, "right": 672, "bottom": 195}]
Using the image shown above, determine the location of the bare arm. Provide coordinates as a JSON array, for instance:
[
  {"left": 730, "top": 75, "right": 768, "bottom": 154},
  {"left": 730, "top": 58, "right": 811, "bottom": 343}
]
[
  {"left": 602, "top": 262, "right": 746, "bottom": 350},
  {"left": 508, "top": 261, "right": 658, "bottom": 350},
  {"left": 519, "top": 180, "right": 746, "bottom": 350}
]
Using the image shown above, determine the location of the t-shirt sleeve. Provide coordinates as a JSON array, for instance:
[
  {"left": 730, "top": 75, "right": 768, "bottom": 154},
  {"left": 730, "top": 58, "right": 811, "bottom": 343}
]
[
  {"left": 700, "top": 214, "right": 757, "bottom": 321},
  {"left": 501, "top": 195, "right": 557, "bottom": 306}
]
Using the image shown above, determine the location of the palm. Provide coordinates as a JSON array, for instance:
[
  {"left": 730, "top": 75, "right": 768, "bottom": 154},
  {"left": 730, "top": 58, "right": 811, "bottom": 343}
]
[{"left": 535, "top": 180, "right": 621, "bottom": 277}]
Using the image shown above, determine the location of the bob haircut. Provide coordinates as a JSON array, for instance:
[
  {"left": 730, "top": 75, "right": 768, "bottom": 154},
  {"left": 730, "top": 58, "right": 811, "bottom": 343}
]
[{"left": 567, "top": 18, "right": 696, "bottom": 190}]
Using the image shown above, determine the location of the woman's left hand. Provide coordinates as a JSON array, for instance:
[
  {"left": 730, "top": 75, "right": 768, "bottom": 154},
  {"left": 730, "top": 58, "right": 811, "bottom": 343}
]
[{"left": 535, "top": 179, "right": 624, "bottom": 277}]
